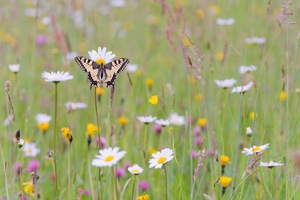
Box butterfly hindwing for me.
[75,56,101,88]
[104,58,130,87]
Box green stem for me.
[113,166,119,200]
[87,150,95,199]
[0,142,9,200]
[94,88,101,200]
[68,144,71,199]
[54,82,59,197]
[131,175,136,200]
[164,164,168,200]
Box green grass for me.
[1,0,300,199]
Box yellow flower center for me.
[252,146,261,152]
[219,176,232,187]
[105,155,114,162]
[132,169,139,173]
[27,149,32,153]
[96,58,106,65]
[38,122,50,132]
[158,157,166,164]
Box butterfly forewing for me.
[104,58,130,87]
[75,56,101,87]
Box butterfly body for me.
[75,56,130,89]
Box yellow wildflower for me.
[196,9,205,18]
[219,176,232,187]
[198,118,207,128]
[249,112,256,120]
[208,5,221,15]
[216,52,224,61]
[23,181,35,196]
[280,91,287,101]
[220,155,230,166]
[137,194,149,200]
[96,87,105,95]
[148,95,158,105]
[146,78,153,87]
[183,37,191,48]
[85,123,98,139]
[118,116,129,126]
[194,93,202,101]
[61,127,73,143]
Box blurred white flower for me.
[41,17,51,25]
[3,113,14,126]
[246,127,253,136]
[155,119,170,127]
[126,64,138,73]
[216,18,235,25]
[169,113,185,126]
[260,161,283,168]
[23,143,40,157]
[41,71,73,83]
[35,114,52,124]
[65,102,87,111]
[137,116,157,124]
[231,82,254,93]
[245,37,266,44]
[128,164,143,175]
[8,64,20,73]
[239,65,257,74]
[111,0,126,7]
[215,78,236,88]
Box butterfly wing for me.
[75,56,102,88]
[104,58,130,87]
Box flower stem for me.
[54,82,59,197]
[94,88,101,200]
[0,142,9,200]
[68,144,71,200]
[113,166,119,200]
[163,164,168,200]
[87,149,95,199]
[131,175,136,200]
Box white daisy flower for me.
[65,102,87,111]
[41,17,51,25]
[260,161,283,168]
[242,143,269,156]
[137,116,157,124]
[128,164,144,175]
[239,65,257,74]
[23,142,40,157]
[149,148,174,168]
[169,113,185,126]
[111,0,126,7]
[126,64,138,73]
[3,113,14,126]
[8,64,20,73]
[231,82,254,93]
[246,127,253,136]
[216,18,235,26]
[155,119,170,127]
[41,71,73,83]
[88,47,115,65]
[215,78,237,88]
[245,37,266,44]
[35,114,52,124]
[92,147,126,167]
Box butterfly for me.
[75,56,130,89]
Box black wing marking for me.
[104,58,130,87]
[74,56,102,88]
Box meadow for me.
[1,0,300,199]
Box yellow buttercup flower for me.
[220,155,230,166]
[118,116,129,126]
[85,123,98,139]
[61,127,73,143]
[183,37,191,48]
[280,91,287,101]
[249,112,256,120]
[137,194,149,200]
[198,118,207,128]
[148,95,158,105]
[23,181,35,196]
